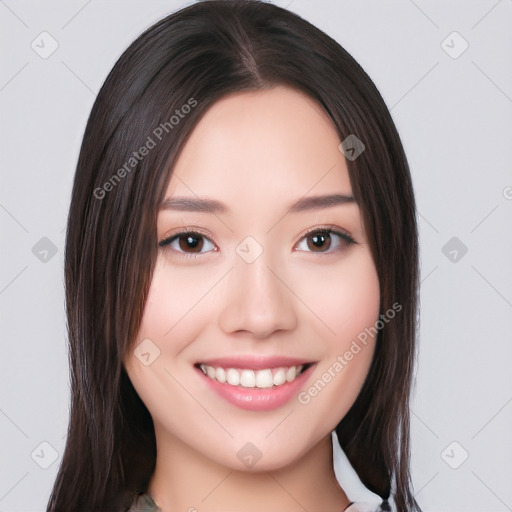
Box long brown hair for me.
[47,1,420,510]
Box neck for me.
[147,429,350,512]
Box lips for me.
[193,356,317,411]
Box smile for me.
[198,363,310,388]
[194,360,316,411]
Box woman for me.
[47,1,421,511]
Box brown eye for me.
[178,233,203,252]
[307,231,332,252]
[159,231,216,255]
[295,229,355,254]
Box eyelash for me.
[158,226,357,261]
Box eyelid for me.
[294,224,357,248]
[159,226,215,244]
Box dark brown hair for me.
[47,1,420,510]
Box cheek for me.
[123,259,209,400]
[124,256,231,413]
[135,258,220,350]
[123,261,215,438]
[293,249,380,420]
[293,249,380,342]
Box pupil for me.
[180,234,203,252]
[309,232,331,251]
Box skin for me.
[123,85,380,512]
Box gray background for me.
[1,0,511,510]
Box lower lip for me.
[195,364,316,411]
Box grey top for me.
[128,493,161,511]
[127,492,387,512]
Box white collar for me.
[331,430,384,507]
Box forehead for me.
[165,85,352,204]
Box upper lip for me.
[196,356,315,370]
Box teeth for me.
[226,368,240,386]
[215,367,226,383]
[199,364,305,388]
[240,370,256,387]
[286,366,296,383]
[273,368,286,386]
[255,369,273,388]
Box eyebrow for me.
[159,193,356,214]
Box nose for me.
[217,253,298,339]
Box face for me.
[124,85,380,471]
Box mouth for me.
[193,359,317,411]
[194,362,314,389]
